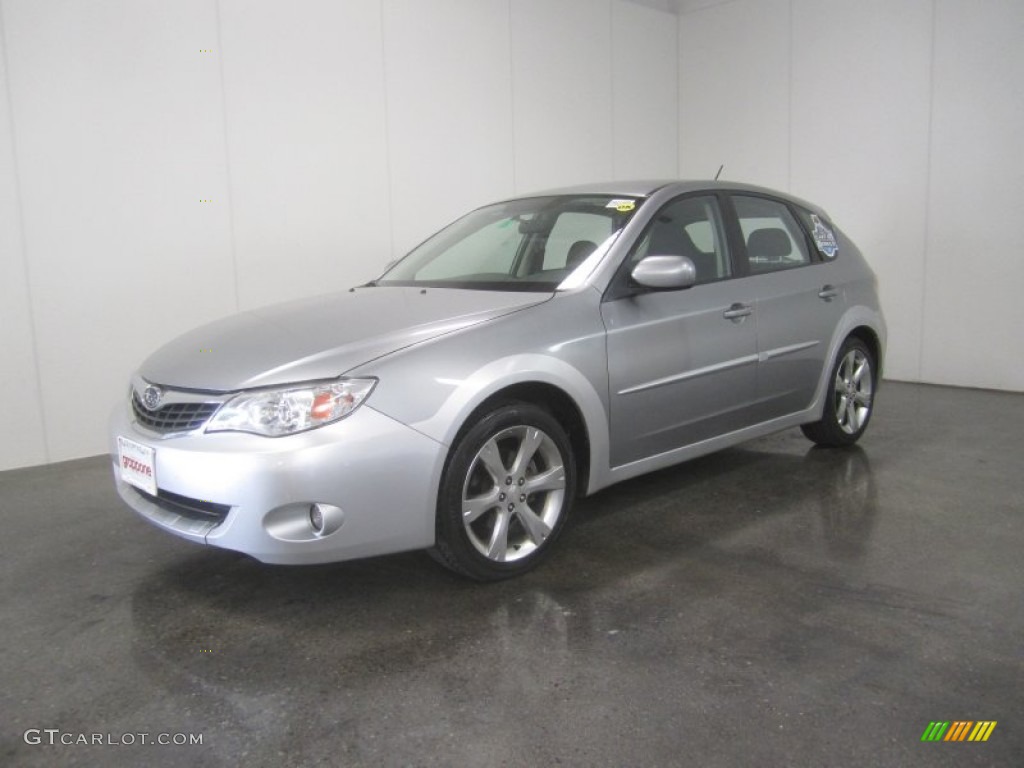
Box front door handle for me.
[818,285,839,301]
[723,303,753,321]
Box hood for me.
[139,286,550,391]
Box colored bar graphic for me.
[921,721,996,742]
[944,721,972,741]
[968,722,997,742]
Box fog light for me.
[309,504,325,534]
[265,502,344,541]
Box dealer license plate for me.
[117,436,157,496]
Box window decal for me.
[606,199,636,212]
[810,214,839,259]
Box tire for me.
[801,336,876,447]
[431,402,576,581]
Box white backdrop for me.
[0,0,677,469]
[1,0,1021,471]
[679,0,1024,391]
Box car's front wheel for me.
[801,336,876,447]
[432,402,575,581]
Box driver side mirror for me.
[630,255,696,291]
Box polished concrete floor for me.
[1,381,1021,767]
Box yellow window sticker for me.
[606,199,636,213]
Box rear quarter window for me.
[795,207,840,260]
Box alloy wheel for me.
[461,425,567,563]
[834,348,873,434]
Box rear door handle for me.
[723,303,753,321]
[818,285,839,301]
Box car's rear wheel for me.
[801,336,876,447]
[432,402,575,581]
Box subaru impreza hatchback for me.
[111,180,885,580]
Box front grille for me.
[133,486,232,524]
[132,392,220,433]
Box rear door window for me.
[732,195,811,274]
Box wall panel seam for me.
[380,0,396,260]
[673,3,679,175]
[214,0,240,311]
[786,0,792,192]
[605,0,614,179]
[918,0,937,382]
[508,0,517,194]
[0,0,50,462]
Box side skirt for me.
[597,406,818,491]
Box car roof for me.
[522,179,828,216]
[531,179,680,197]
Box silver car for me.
[111,180,885,580]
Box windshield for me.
[378,195,643,291]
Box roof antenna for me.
[714,164,724,181]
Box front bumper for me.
[109,402,446,564]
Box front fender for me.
[365,351,611,497]
[407,353,611,496]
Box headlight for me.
[206,379,376,437]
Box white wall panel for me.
[3,0,234,462]
[790,0,932,382]
[384,0,514,256]
[0,0,696,470]
[220,0,391,305]
[678,0,790,187]
[612,0,677,179]
[922,0,1024,390]
[0,11,47,469]
[511,0,614,192]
